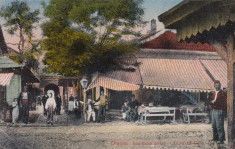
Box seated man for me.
[127,94,139,122]
[121,101,130,120]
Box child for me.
[137,104,146,125]
[121,101,130,120]
[12,98,19,124]
[86,99,96,123]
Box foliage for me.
[0,1,40,54]
[41,0,144,76]
[7,40,41,70]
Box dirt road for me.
[0,122,227,149]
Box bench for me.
[182,107,207,123]
[142,107,176,124]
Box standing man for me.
[210,80,227,144]
[19,86,32,124]
[97,88,107,123]
[56,94,62,115]
[42,93,49,116]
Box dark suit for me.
[42,95,48,116]
[210,90,227,142]
[56,96,61,115]
[19,91,32,124]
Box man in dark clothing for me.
[121,100,130,120]
[210,80,227,144]
[42,93,49,116]
[74,97,81,118]
[127,94,139,122]
[56,95,61,115]
[19,86,32,124]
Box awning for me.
[103,68,142,85]
[0,73,14,86]
[87,75,140,91]
[158,0,235,41]
[139,59,214,92]
[201,60,227,88]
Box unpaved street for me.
[0,122,227,149]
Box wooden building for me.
[159,0,235,147]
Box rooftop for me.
[140,30,215,52]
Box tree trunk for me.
[19,27,25,55]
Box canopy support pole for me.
[227,34,235,149]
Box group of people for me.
[11,86,62,125]
[121,80,227,144]
[85,88,107,123]
[66,88,108,123]
[121,94,150,124]
[10,80,227,145]
[121,94,139,122]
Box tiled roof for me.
[140,30,215,52]
[0,57,23,68]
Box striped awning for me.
[87,75,140,91]
[0,73,14,86]
[139,59,215,92]
[102,68,142,85]
[201,60,227,88]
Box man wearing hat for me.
[210,80,227,144]
[97,88,107,123]
[127,94,139,122]
[19,86,32,124]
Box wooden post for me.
[210,35,235,148]
[92,88,94,101]
[83,89,86,123]
[226,34,235,149]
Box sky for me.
[0,0,183,50]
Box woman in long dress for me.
[12,98,19,124]
[45,90,56,124]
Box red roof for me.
[140,30,215,52]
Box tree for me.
[0,1,40,54]
[41,0,144,76]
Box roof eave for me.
[158,0,212,28]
